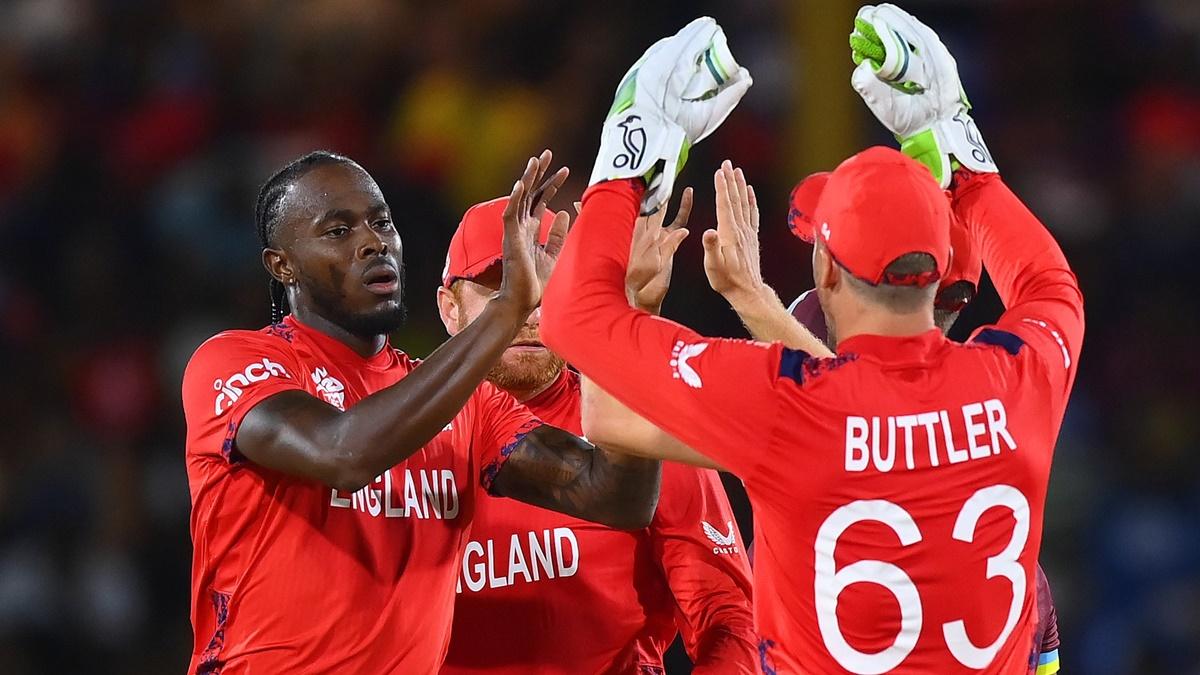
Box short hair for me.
[254,151,362,322]
[840,252,939,314]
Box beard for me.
[487,348,566,395]
[306,264,408,339]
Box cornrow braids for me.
[254,151,361,323]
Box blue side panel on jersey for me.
[777,348,813,385]
[973,328,1025,355]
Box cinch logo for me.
[311,367,346,411]
[702,520,740,555]
[213,358,290,415]
[670,340,708,388]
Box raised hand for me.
[703,161,766,308]
[625,187,693,314]
[849,3,996,186]
[499,150,570,315]
[590,17,752,215]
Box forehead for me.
[279,162,388,225]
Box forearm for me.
[727,286,833,356]
[493,425,661,529]
[580,375,722,469]
[244,296,529,491]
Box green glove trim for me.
[608,69,639,117]
[899,129,945,187]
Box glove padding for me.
[592,17,752,215]
[849,4,997,187]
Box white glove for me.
[849,4,996,187]
[591,17,753,215]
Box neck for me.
[832,306,935,348]
[291,306,387,359]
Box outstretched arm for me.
[580,188,727,469]
[235,152,570,492]
[704,162,834,356]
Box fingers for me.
[663,226,690,256]
[503,177,525,228]
[573,201,583,215]
[533,167,570,220]
[544,210,570,258]
[714,164,733,235]
[747,184,760,232]
[669,187,694,231]
[733,167,751,227]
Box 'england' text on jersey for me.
[844,398,1017,473]
[329,468,460,519]
[456,528,580,593]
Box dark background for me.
[1,1,1197,673]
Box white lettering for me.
[555,527,579,578]
[895,415,918,470]
[463,541,486,592]
[985,399,1017,453]
[421,471,441,519]
[942,411,968,464]
[486,539,508,588]
[846,416,870,472]
[962,403,991,459]
[874,416,896,472]
[404,471,423,518]
[917,412,941,467]
[384,470,404,517]
[507,534,532,584]
[441,470,460,519]
[330,488,351,508]
[529,529,554,581]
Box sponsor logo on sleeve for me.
[703,519,740,555]
[670,340,708,388]
[213,358,290,415]
[311,367,346,411]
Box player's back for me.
[752,327,1064,674]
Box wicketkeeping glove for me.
[591,17,753,215]
[849,4,997,187]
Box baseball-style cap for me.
[786,171,830,244]
[788,165,979,293]
[812,146,951,287]
[442,196,555,287]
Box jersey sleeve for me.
[472,382,544,495]
[541,180,791,481]
[182,332,305,463]
[953,171,1084,404]
[650,464,756,673]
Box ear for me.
[436,286,461,336]
[812,242,840,291]
[263,248,294,285]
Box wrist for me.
[724,283,775,316]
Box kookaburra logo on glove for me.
[614,115,647,170]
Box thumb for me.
[851,60,888,98]
[663,228,690,256]
[544,210,571,258]
[701,229,722,263]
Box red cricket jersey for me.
[181,316,540,674]
[540,175,1083,674]
[442,368,756,674]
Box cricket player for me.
[181,150,663,674]
[436,193,756,674]
[540,10,1083,674]
[785,172,1062,675]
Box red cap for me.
[812,146,951,287]
[442,196,555,287]
[787,164,977,296]
[787,172,831,244]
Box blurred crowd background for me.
[1,0,1198,673]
